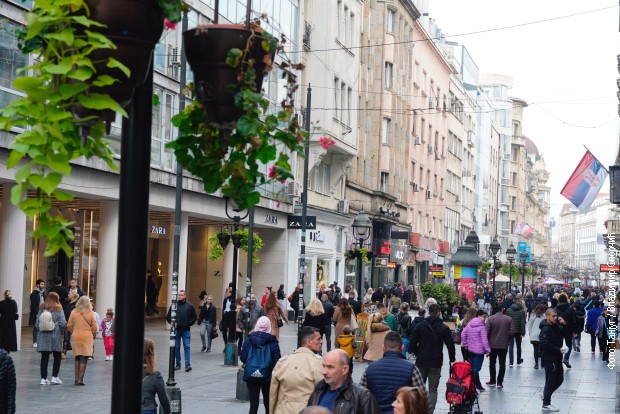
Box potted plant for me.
[0,0,181,256]
[167,17,307,210]
[208,228,264,264]
[345,248,372,265]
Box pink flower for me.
[268,165,276,179]
[318,136,335,149]
[164,19,177,30]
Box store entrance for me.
[146,237,170,315]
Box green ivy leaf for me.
[236,115,261,136]
[106,58,131,78]
[226,48,243,68]
[41,57,73,75]
[53,190,74,202]
[58,83,89,99]
[66,67,93,81]
[46,29,75,45]
[77,93,128,117]
[92,75,116,87]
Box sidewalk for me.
[13,320,619,413]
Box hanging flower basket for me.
[183,23,276,130]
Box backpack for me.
[243,341,272,383]
[397,314,411,337]
[446,361,475,406]
[453,322,463,345]
[38,309,56,332]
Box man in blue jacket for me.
[585,301,603,353]
[360,332,428,413]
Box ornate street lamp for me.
[351,211,372,298]
[464,230,481,254]
[520,249,528,294]
[489,237,501,295]
[506,243,517,294]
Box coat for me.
[527,315,545,342]
[0,349,15,414]
[408,316,456,368]
[240,331,281,383]
[67,310,98,357]
[302,312,326,336]
[0,299,18,353]
[486,312,514,349]
[461,317,491,355]
[265,305,288,339]
[29,289,45,325]
[269,347,323,414]
[35,309,66,352]
[539,319,564,363]
[364,320,390,361]
[505,302,526,336]
[333,306,353,338]
[307,376,381,414]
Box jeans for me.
[531,341,540,366]
[175,329,191,368]
[40,351,61,379]
[247,381,270,414]
[563,336,573,362]
[572,332,581,350]
[324,324,332,352]
[509,335,522,365]
[542,360,564,405]
[469,352,485,389]
[590,332,598,351]
[489,348,508,385]
[200,322,213,350]
[418,366,442,413]
[33,326,39,344]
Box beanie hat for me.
[255,316,272,334]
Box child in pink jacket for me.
[461,309,491,392]
[100,308,114,361]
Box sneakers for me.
[105,356,110,361]
[51,377,62,385]
[574,346,580,352]
[476,387,485,392]
[485,381,496,386]
[40,378,50,385]
[534,364,539,369]
[542,404,559,412]
[496,384,503,389]
[175,366,181,370]
[517,358,524,365]
[563,360,571,369]
[201,346,206,352]
[185,365,192,372]
[33,342,37,348]
[206,348,211,353]
[509,364,514,368]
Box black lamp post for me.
[506,243,517,294]
[489,237,501,295]
[464,230,480,254]
[519,249,528,294]
[224,198,249,299]
[351,211,372,298]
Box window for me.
[0,21,29,110]
[336,0,342,39]
[334,77,340,120]
[310,163,332,195]
[380,172,389,192]
[386,9,395,32]
[384,62,393,89]
[382,118,391,144]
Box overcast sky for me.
[428,0,620,223]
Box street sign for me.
[600,264,619,272]
[429,265,443,272]
[375,258,388,267]
[287,215,316,229]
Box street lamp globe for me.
[352,211,372,238]
[489,237,501,257]
[519,249,528,263]
[506,243,517,262]
[464,230,480,253]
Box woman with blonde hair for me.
[302,298,326,338]
[0,290,18,353]
[363,288,374,304]
[67,296,97,385]
[455,306,478,361]
[35,291,66,385]
[141,338,170,414]
[364,312,390,361]
[264,291,288,339]
[392,386,430,414]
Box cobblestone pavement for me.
[13,319,619,413]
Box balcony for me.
[409,232,448,253]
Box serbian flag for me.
[560,151,608,213]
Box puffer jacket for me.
[307,376,380,414]
[505,302,526,335]
[461,317,490,355]
[0,349,15,414]
[539,319,564,363]
[585,307,602,333]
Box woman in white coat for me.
[527,303,546,369]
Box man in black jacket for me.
[166,290,197,372]
[29,279,46,347]
[554,294,578,368]
[347,291,361,315]
[307,349,380,414]
[539,308,568,412]
[409,303,456,413]
[321,293,335,352]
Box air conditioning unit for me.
[337,199,349,214]
[415,135,422,145]
[412,183,420,192]
[425,190,432,199]
[286,181,299,198]
[427,145,434,155]
[467,137,474,147]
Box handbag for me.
[210,328,219,339]
[350,313,359,331]
[277,314,284,328]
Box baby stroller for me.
[446,361,482,414]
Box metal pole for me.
[111,61,153,414]
[357,237,363,299]
[521,261,525,294]
[231,219,240,300]
[166,10,188,390]
[246,207,254,299]
[214,0,219,23]
[297,85,311,347]
[492,255,496,295]
[508,260,513,294]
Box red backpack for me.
[445,361,475,406]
